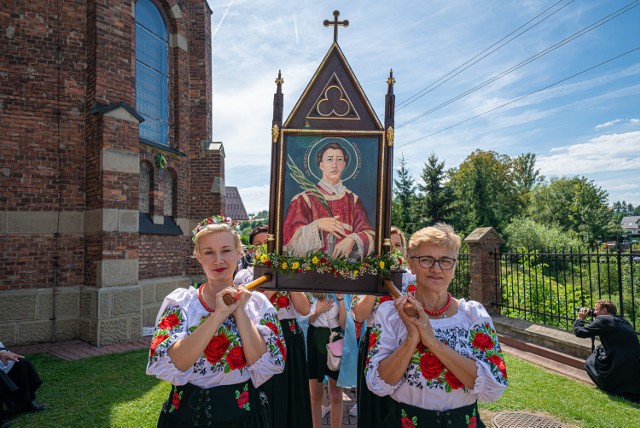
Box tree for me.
[392,155,417,233]
[513,153,544,209]
[413,152,454,228]
[528,176,620,244]
[447,149,520,235]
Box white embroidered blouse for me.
[146,286,285,389]
[366,299,508,411]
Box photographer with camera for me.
[574,299,640,402]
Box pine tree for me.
[392,155,417,233]
[415,153,455,228]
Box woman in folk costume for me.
[351,226,413,427]
[146,215,285,427]
[366,224,508,427]
[234,226,313,428]
[307,292,358,428]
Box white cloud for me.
[237,185,271,215]
[595,119,622,129]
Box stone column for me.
[464,227,504,312]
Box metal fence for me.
[450,252,470,300]
[493,246,639,335]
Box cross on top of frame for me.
[323,10,349,43]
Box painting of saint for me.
[282,136,378,259]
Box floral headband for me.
[192,214,239,241]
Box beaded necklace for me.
[424,292,452,318]
[198,284,215,313]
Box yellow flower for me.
[353,270,359,276]
[292,262,300,270]
[312,256,319,264]
[260,254,268,263]
[281,262,288,270]
[306,265,312,271]
[379,261,385,269]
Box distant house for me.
[620,216,640,236]
[225,187,249,221]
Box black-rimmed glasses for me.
[410,256,456,270]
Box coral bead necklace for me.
[424,292,452,318]
[198,284,215,313]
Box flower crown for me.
[192,214,239,241]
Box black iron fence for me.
[450,252,470,300]
[493,246,639,335]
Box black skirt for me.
[260,318,312,428]
[0,357,42,412]
[157,380,270,428]
[357,327,391,428]
[386,400,485,428]
[307,324,340,381]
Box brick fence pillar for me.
[464,227,504,313]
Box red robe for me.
[283,182,375,257]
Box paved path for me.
[11,335,591,427]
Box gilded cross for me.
[323,10,349,43]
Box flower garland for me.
[253,246,407,280]
[154,153,168,170]
[192,214,240,241]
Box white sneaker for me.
[322,405,330,418]
[349,403,358,417]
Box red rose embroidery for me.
[407,284,417,293]
[204,334,230,364]
[467,415,477,428]
[265,322,279,336]
[472,332,494,352]
[171,392,181,410]
[158,313,180,330]
[150,334,169,357]
[401,416,416,427]
[276,295,290,309]
[488,354,508,379]
[417,342,428,354]
[226,345,247,370]
[276,339,287,361]
[368,332,378,350]
[445,370,465,390]
[379,296,393,304]
[237,390,249,408]
[419,352,445,380]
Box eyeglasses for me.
[410,256,456,270]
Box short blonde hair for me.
[391,226,408,257]
[408,223,462,257]
[193,223,242,257]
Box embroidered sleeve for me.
[246,300,286,387]
[146,303,191,385]
[365,303,405,397]
[467,319,508,401]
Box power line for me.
[397,46,640,149]
[397,0,640,129]
[396,0,575,111]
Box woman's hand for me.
[315,299,334,315]
[231,286,252,314]
[0,350,23,365]
[406,295,438,348]
[395,296,420,347]
[216,287,242,317]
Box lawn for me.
[5,350,639,427]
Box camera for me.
[578,307,594,316]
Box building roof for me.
[620,216,640,229]
[225,186,248,221]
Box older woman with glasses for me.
[366,223,507,427]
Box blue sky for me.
[208,0,640,214]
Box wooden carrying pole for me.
[383,279,418,318]
[223,274,272,305]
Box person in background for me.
[574,299,640,402]
[367,223,508,427]
[0,342,46,428]
[146,215,285,427]
[308,293,346,428]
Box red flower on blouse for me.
[276,338,287,362]
[401,416,416,427]
[419,352,445,380]
[467,415,477,428]
[407,284,417,293]
[204,334,230,364]
[368,332,378,350]
[237,390,249,408]
[171,392,181,410]
[472,332,494,352]
[226,345,247,370]
[445,370,465,390]
[487,354,507,379]
[265,322,279,336]
[276,295,290,309]
[150,334,169,357]
[158,313,180,330]
[379,296,393,304]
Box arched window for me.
[136,0,169,145]
[139,161,153,214]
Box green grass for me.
[5,350,639,427]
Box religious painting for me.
[279,133,382,260]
